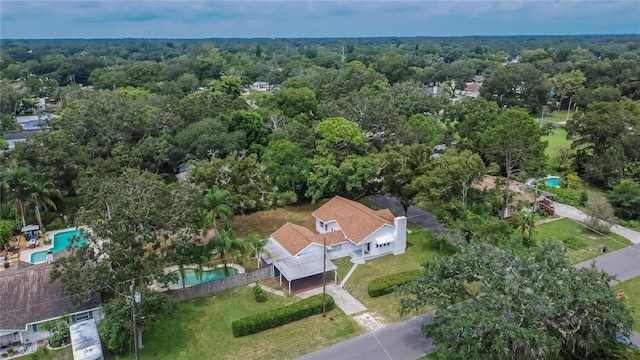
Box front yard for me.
[532,218,632,264]
[336,225,455,323]
[117,286,362,360]
[13,346,72,360]
[614,276,640,332]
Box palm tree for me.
[167,234,199,289]
[248,233,271,270]
[0,167,37,228]
[28,180,63,229]
[207,229,245,276]
[202,186,233,236]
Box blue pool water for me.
[30,229,88,263]
[170,268,238,286]
[545,177,561,188]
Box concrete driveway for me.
[367,195,444,234]
[553,203,640,244]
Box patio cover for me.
[274,252,337,282]
[21,225,40,232]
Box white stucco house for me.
[0,264,102,357]
[263,196,407,292]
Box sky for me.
[1,0,639,39]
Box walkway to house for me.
[297,281,367,315]
[553,203,640,244]
[367,195,445,234]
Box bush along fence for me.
[168,266,273,302]
[232,294,335,337]
[368,270,420,297]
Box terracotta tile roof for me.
[271,223,348,256]
[473,176,546,206]
[312,196,394,244]
[271,223,320,256]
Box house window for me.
[72,312,91,323]
[327,244,342,252]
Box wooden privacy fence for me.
[168,266,273,302]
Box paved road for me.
[554,203,640,244]
[368,195,445,234]
[298,311,437,360]
[575,244,640,285]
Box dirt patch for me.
[232,200,327,239]
[353,312,387,332]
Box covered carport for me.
[273,252,338,294]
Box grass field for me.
[532,218,632,264]
[614,276,640,332]
[13,346,73,360]
[542,128,573,158]
[534,110,572,123]
[117,286,361,360]
[336,224,455,323]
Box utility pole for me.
[528,185,539,248]
[322,234,327,318]
[130,280,140,360]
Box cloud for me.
[1,0,638,38]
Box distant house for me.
[4,130,41,150]
[473,175,552,218]
[0,265,102,353]
[15,114,58,130]
[250,81,270,91]
[464,82,482,97]
[264,196,407,292]
[174,162,196,182]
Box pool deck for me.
[19,227,87,264]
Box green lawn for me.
[533,218,631,264]
[13,346,73,360]
[534,110,571,123]
[542,128,572,158]
[336,225,455,323]
[614,276,640,332]
[116,286,362,360]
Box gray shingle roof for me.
[0,265,101,330]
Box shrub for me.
[584,197,615,234]
[368,270,419,298]
[252,281,267,303]
[231,294,335,337]
[541,185,583,207]
[562,236,586,250]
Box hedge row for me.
[232,294,335,337]
[368,270,419,297]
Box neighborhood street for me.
[297,311,437,360]
[297,196,640,360]
[367,195,444,234]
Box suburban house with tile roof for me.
[263,196,407,292]
[0,264,101,354]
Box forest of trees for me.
[1,35,639,359]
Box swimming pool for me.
[170,268,238,286]
[30,229,88,263]
[545,176,561,188]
